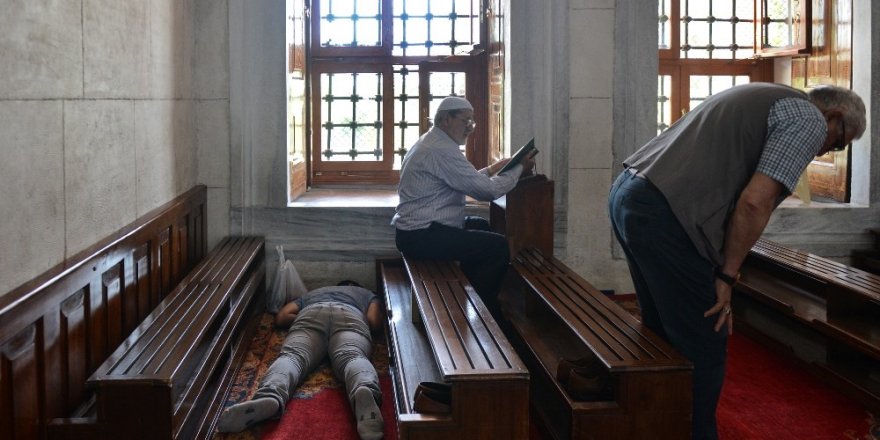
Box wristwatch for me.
[714,268,740,286]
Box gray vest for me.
[624,83,808,266]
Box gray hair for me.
[808,85,867,140]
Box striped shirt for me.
[756,97,827,193]
[392,127,522,231]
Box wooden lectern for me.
[490,174,554,258]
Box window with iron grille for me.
[658,0,772,134]
[658,0,852,203]
[308,0,490,185]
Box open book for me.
[498,138,538,174]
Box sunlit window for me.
[308,0,486,185]
[658,0,770,133]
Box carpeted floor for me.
[214,299,879,440]
[613,294,878,440]
[212,313,396,440]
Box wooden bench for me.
[0,186,267,440]
[733,238,880,413]
[378,257,530,440]
[50,236,265,440]
[0,185,207,440]
[492,176,693,439]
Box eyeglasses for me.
[831,118,848,152]
[454,116,476,128]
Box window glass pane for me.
[681,0,755,59]
[320,72,384,161]
[319,0,382,48]
[428,73,468,114]
[762,0,803,50]
[658,75,673,133]
[429,72,468,154]
[393,65,420,170]
[689,75,750,110]
[659,0,671,50]
[393,0,479,56]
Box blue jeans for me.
[254,303,380,414]
[608,170,727,440]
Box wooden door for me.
[795,0,852,202]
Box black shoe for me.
[412,382,452,414]
[556,356,611,401]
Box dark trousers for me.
[608,170,728,440]
[395,216,510,316]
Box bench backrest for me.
[751,239,880,303]
[403,258,528,382]
[0,186,207,440]
[88,236,265,439]
[513,248,691,373]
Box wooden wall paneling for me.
[87,278,106,375]
[1,324,40,440]
[804,0,852,201]
[134,243,152,327]
[158,227,172,302]
[122,253,138,336]
[175,217,188,286]
[0,185,207,440]
[102,263,124,351]
[41,309,63,426]
[59,291,88,414]
[807,0,832,85]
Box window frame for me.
[659,1,775,127]
[305,0,492,186]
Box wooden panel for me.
[735,238,880,413]
[176,216,188,281]
[1,325,41,440]
[84,236,265,440]
[379,260,443,415]
[0,185,208,440]
[404,258,528,380]
[134,243,152,323]
[380,258,530,440]
[504,249,692,440]
[513,248,689,372]
[801,0,852,201]
[102,264,124,351]
[60,291,89,414]
[491,176,554,258]
[157,227,172,301]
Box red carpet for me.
[612,294,877,440]
[259,375,397,440]
[217,309,878,440]
[718,333,876,439]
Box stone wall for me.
[0,0,230,295]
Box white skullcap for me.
[436,96,473,113]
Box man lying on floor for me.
[217,281,385,440]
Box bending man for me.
[608,83,866,440]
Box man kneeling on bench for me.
[217,281,385,440]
